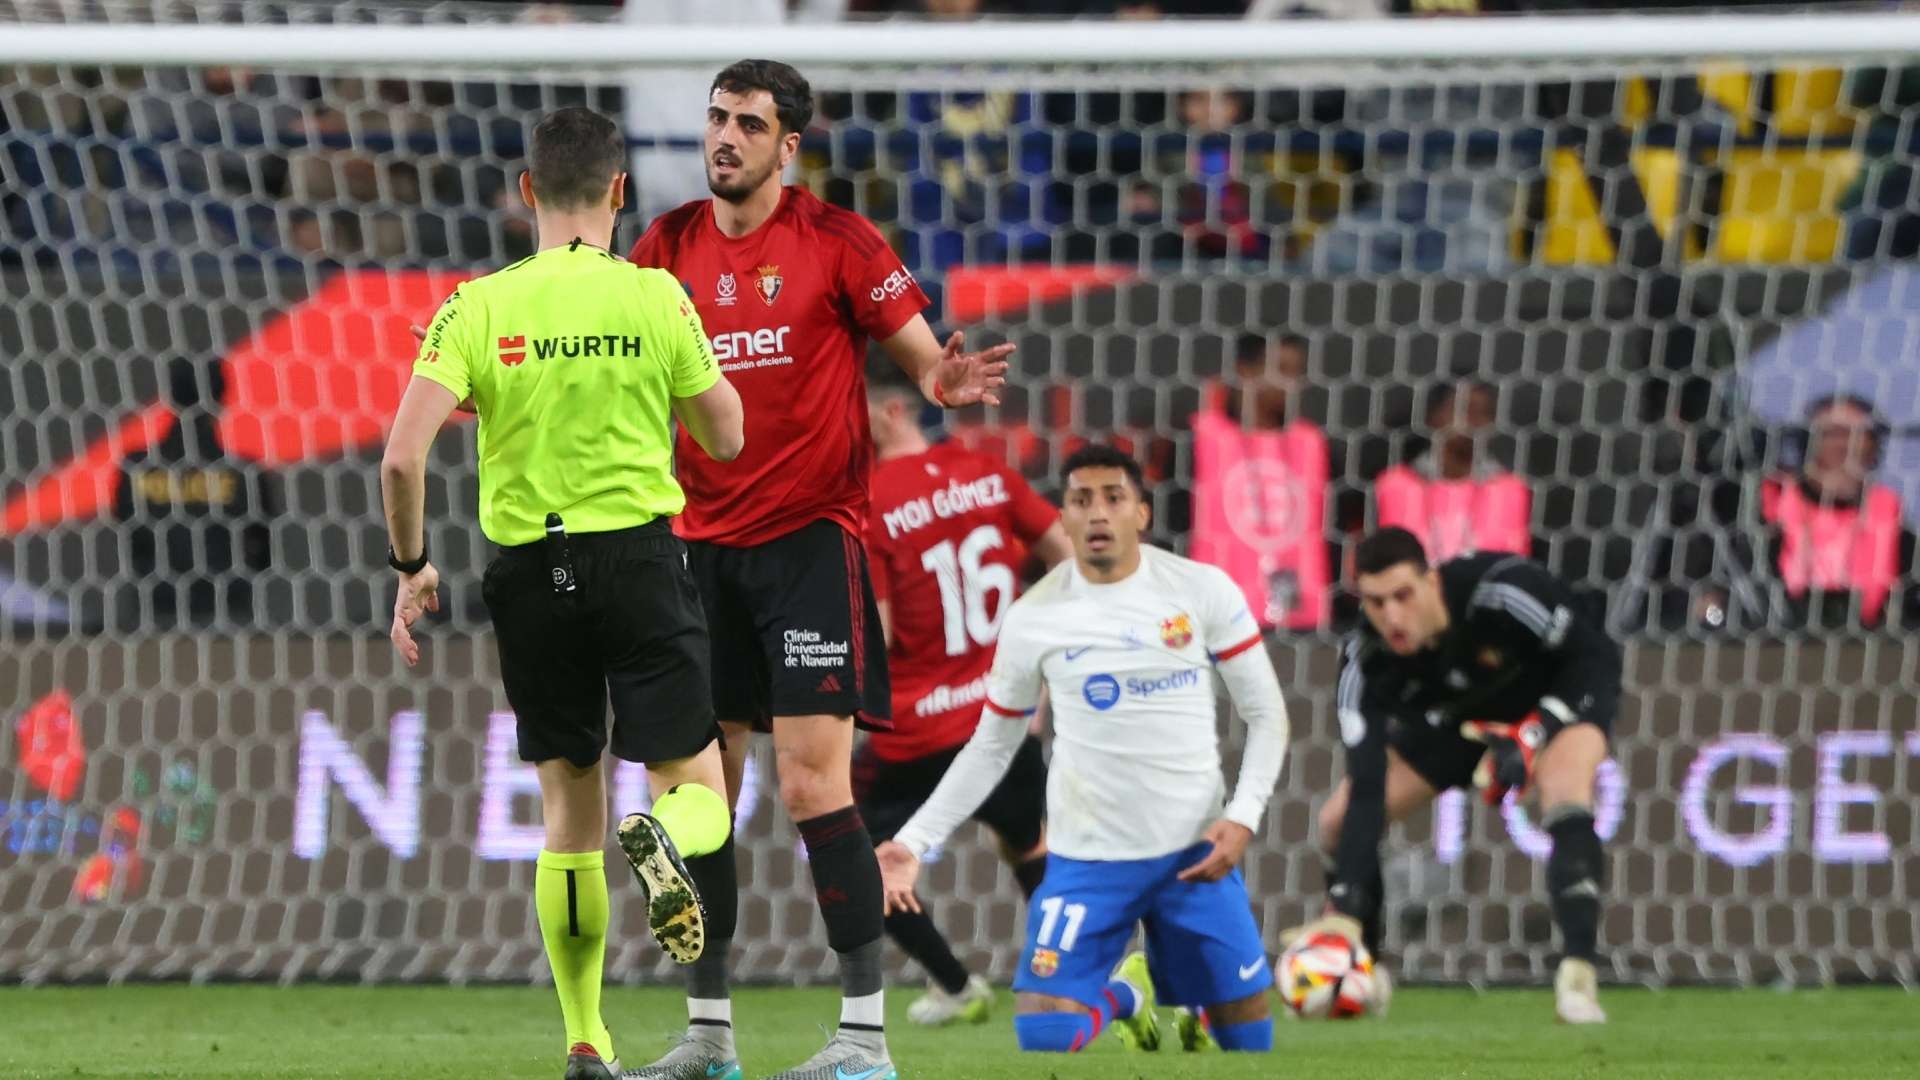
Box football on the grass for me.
[1276,931,1375,1019]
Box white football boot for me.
[1554,957,1608,1025]
[906,974,992,1027]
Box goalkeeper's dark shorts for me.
[482,516,719,769]
[853,734,1047,856]
[1390,679,1619,794]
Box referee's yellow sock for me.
[535,849,615,1062]
[651,783,732,859]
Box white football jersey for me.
[986,545,1266,860]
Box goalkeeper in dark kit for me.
[1307,526,1619,1024]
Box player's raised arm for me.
[880,317,1012,410]
[1180,569,1290,883]
[816,200,1007,410]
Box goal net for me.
[3,1,1917,989]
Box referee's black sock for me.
[797,806,887,1030]
[1545,805,1604,963]
[683,831,736,1009]
[884,908,971,995]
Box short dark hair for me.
[1425,378,1494,423]
[1806,392,1880,424]
[865,362,919,406]
[1061,443,1146,496]
[1804,392,1888,465]
[712,59,814,136]
[1355,527,1429,577]
[528,107,624,211]
[1235,332,1308,366]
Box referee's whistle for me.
[545,512,578,596]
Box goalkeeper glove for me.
[1280,911,1366,951]
[1461,711,1547,805]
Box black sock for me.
[684,831,737,1002]
[1321,856,1384,955]
[1013,855,1047,898]
[1362,863,1385,955]
[797,806,886,981]
[885,908,970,994]
[1545,807,1604,962]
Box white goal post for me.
[5,13,1920,67]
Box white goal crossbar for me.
[4,13,1920,69]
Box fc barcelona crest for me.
[755,263,783,306]
[1160,613,1194,649]
[1030,947,1059,978]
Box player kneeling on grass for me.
[876,445,1291,1054]
[1310,527,1617,1025]
[382,106,741,1079]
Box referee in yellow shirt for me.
[380,107,742,1080]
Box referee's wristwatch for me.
[387,541,430,574]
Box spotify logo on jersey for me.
[1083,674,1121,711]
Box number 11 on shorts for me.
[1035,896,1087,952]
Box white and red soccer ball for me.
[1276,931,1379,1019]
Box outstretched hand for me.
[875,840,924,915]
[929,331,1012,408]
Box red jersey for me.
[865,441,1059,761]
[630,188,930,546]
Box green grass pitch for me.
[3,984,1913,1078]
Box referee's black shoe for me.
[616,811,707,964]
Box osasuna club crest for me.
[755,263,782,306]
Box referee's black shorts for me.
[482,517,718,769]
[687,518,890,731]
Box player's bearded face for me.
[1358,563,1445,655]
[705,91,792,203]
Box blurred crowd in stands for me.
[4,0,1919,639]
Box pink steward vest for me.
[1190,408,1331,629]
[1374,465,1531,563]
[1762,478,1903,625]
